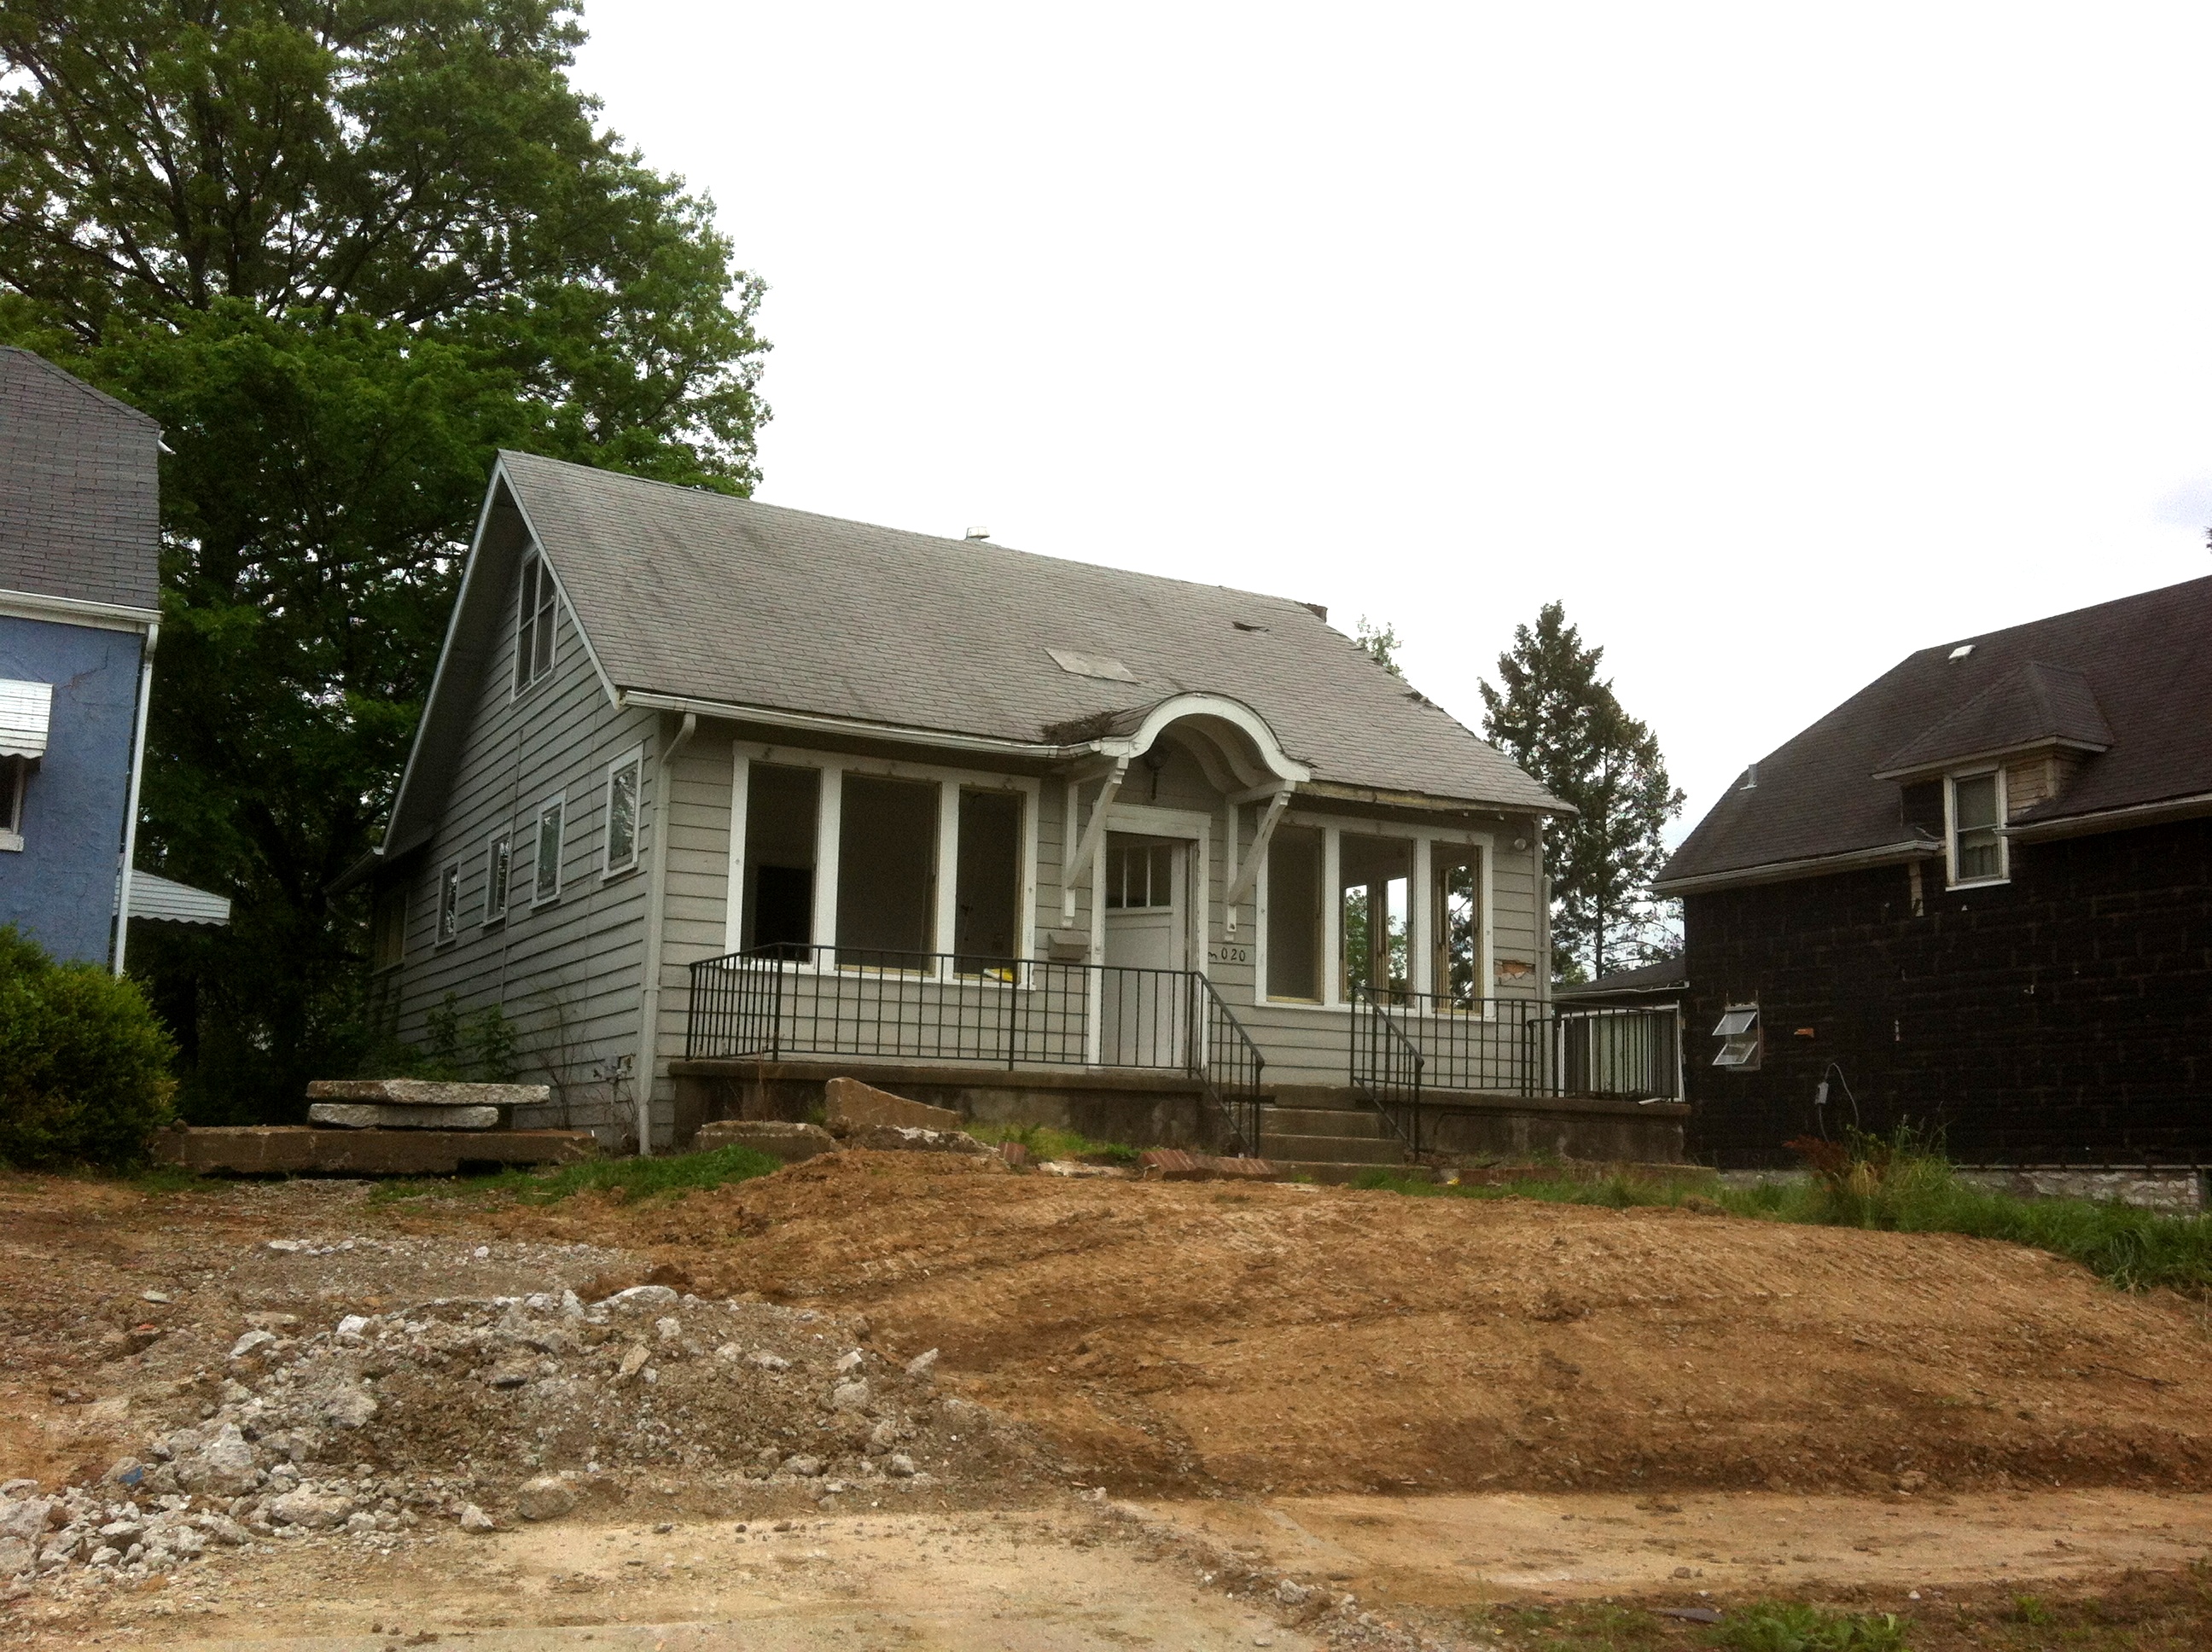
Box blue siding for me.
[0,614,143,964]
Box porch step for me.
[1272,1160,1439,1186]
[1262,1104,1394,1139]
[1258,1131,1406,1166]
[1252,1087,1412,1172]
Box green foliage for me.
[1353,1130,2212,1298]
[0,0,770,1124]
[0,926,178,1168]
[1478,601,1685,982]
[1707,1603,1910,1652]
[374,1142,778,1204]
[355,992,517,1081]
[963,1120,1139,1163]
[1353,616,1404,677]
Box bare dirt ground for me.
[6,1155,2212,1649]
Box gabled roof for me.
[1660,574,2212,890]
[488,450,1558,810]
[0,348,161,614]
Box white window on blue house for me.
[604,748,642,875]
[485,829,512,923]
[533,795,565,904]
[0,678,54,853]
[437,860,461,944]
[514,553,559,695]
[0,757,24,852]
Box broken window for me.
[836,774,938,960]
[437,860,460,944]
[1104,841,1176,910]
[954,789,1022,969]
[533,795,564,904]
[485,830,511,923]
[1712,1004,1761,1069]
[604,750,641,874]
[1340,834,1411,1003]
[1948,770,2005,885]
[742,764,818,957]
[514,553,558,693]
[1265,825,1321,1001]
[1432,845,1481,1005]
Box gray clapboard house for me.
[346,453,1684,1166]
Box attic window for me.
[1947,770,2007,887]
[1712,1004,1761,1069]
[515,553,559,693]
[1947,643,1974,661]
[1046,648,1137,683]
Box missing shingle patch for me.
[1046,648,1138,683]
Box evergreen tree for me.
[1479,602,1684,983]
[0,0,768,1119]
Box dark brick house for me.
[1657,577,2212,1168]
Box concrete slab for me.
[305,1079,552,1107]
[693,1119,837,1163]
[307,1102,499,1131]
[150,1125,596,1176]
[824,1075,963,1135]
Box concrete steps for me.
[1254,1087,1412,1174]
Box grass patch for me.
[1354,1130,2212,1298]
[122,1162,211,1195]
[963,1120,1138,1163]
[370,1143,782,1207]
[1708,1602,1910,1651]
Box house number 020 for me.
[1208,944,1253,965]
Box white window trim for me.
[723,741,1041,975]
[509,550,563,701]
[532,793,567,906]
[435,858,462,945]
[0,756,23,852]
[1254,813,1496,1012]
[602,743,645,879]
[1944,765,2010,889]
[483,829,512,926]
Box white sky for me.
[574,3,2212,841]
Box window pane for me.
[607,759,638,868]
[515,561,538,691]
[1266,825,1320,999]
[1105,842,1129,910]
[1432,846,1480,1004]
[836,774,937,957]
[439,864,458,941]
[532,572,556,678]
[535,801,562,900]
[1957,829,2002,881]
[1340,834,1411,1001]
[1953,773,1998,830]
[487,835,509,917]
[743,765,818,955]
[954,789,1022,968]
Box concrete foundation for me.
[306,1103,500,1131]
[150,1125,597,1176]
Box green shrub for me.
[1708,1602,1910,1651]
[0,926,177,1168]
[356,992,517,1082]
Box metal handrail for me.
[1348,980,1425,1155]
[1190,972,1266,1156]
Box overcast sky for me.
[573,3,2212,841]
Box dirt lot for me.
[6,1154,2212,1649]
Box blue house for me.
[0,348,227,968]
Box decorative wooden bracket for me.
[1061,758,1129,922]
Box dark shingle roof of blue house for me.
[0,348,160,613]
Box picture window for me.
[1264,825,1322,1001]
[954,789,1022,970]
[835,773,938,958]
[741,764,819,957]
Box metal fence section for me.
[684,945,1266,1154]
[1348,981,1425,1152]
[1347,989,1679,1120]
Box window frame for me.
[1944,765,2009,889]
[435,858,462,945]
[602,744,644,879]
[0,756,23,852]
[1711,1003,1762,1069]
[484,829,512,926]
[532,793,566,906]
[512,551,562,699]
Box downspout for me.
[634,712,697,1155]
[113,620,158,977]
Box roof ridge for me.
[1912,573,2212,660]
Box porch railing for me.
[1348,988,1680,1150]
[684,945,1264,1155]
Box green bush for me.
[356,992,517,1082]
[0,926,177,1168]
[1708,1602,1910,1651]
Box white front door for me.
[1101,834,1186,1065]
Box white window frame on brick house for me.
[484,829,512,925]
[436,858,461,945]
[0,756,24,852]
[603,744,644,878]
[722,740,1040,980]
[512,550,561,697]
[1944,766,2008,888]
[532,794,566,905]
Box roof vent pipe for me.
[965,526,990,540]
[1741,763,1758,791]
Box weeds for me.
[1354,1129,2212,1298]
[1708,1602,1910,1651]
[963,1120,1138,1163]
[370,1143,780,1206]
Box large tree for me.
[1479,602,1684,983]
[0,0,768,1119]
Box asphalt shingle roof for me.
[0,349,160,611]
[498,450,1560,811]
[1661,575,2212,886]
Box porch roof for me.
[494,451,1562,813]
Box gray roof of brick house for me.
[0,348,160,612]
[1660,574,2212,888]
[492,449,1563,811]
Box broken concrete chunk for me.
[307,1102,500,1131]
[905,1348,940,1379]
[266,1488,354,1530]
[782,1455,824,1478]
[515,1476,577,1521]
[830,1379,870,1412]
[598,1284,679,1312]
[457,1503,497,1534]
[746,1349,790,1372]
[823,1077,963,1136]
[173,1425,259,1498]
[691,1120,837,1163]
[845,1124,991,1155]
[306,1079,551,1108]
[617,1345,650,1380]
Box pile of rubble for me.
[3,1278,1043,1594]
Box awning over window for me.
[115,870,232,926]
[0,679,53,759]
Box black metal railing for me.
[1348,981,1425,1152]
[1348,988,1679,1115]
[684,945,1266,1154]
